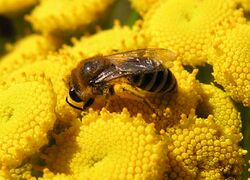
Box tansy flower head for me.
[6,163,32,180]
[0,170,6,180]
[40,169,75,180]
[197,84,242,136]
[208,24,250,106]
[0,0,38,15]
[234,0,250,12]
[0,73,56,168]
[129,0,159,16]
[143,0,245,66]
[26,0,115,34]
[164,110,246,179]
[0,34,61,80]
[64,22,146,61]
[0,0,249,178]
[3,53,79,121]
[42,109,168,179]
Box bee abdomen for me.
[130,70,176,93]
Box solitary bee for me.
[66,49,177,111]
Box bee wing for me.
[92,49,176,84]
[109,48,176,64]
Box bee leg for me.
[141,98,161,120]
[101,84,114,97]
[113,84,160,118]
[98,85,115,108]
[143,98,157,111]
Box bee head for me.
[67,74,95,110]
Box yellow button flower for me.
[129,0,159,15]
[0,34,61,80]
[3,53,79,121]
[42,109,168,179]
[7,163,32,180]
[143,0,245,66]
[198,84,242,136]
[26,0,115,34]
[41,169,74,180]
[208,24,250,106]
[0,0,249,178]
[0,0,38,15]
[234,0,250,12]
[0,74,56,168]
[164,110,246,179]
[64,22,146,61]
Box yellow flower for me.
[3,53,79,121]
[0,0,38,15]
[234,0,250,12]
[0,73,56,168]
[129,0,159,15]
[208,24,250,106]
[198,84,242,136]
[41,169,74,180]
[4,163,32,180]
[0,0,249,178]
[0,34,61,80]
[164,110,246,179]
[42,109,168,179]
[64,22,146,60]
[26,0,115,34]
[161,84,246,179]
[143,0,245,66]
[198,169,235,180]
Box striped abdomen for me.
[130,69,176,93]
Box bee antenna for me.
[66,97,84,111]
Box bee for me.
[66,48,177,111]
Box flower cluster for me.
[164,110,245,179]
[26,0,115,34]
[0,74,56,168]
[0,0,38,15]
[129,0,159,15]
[0,0,249,179]
[208,24,250,106]
[42,109,168,179]
[142,0,246,66]
[0,34,61,79]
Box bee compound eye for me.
[84,60,103,76]
[84,62,96,72]
[69,88,82,102]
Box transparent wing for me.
[92,49,176,84]
[107,48,176,65]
